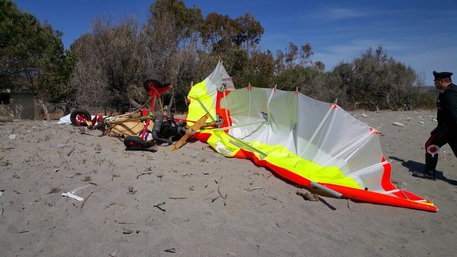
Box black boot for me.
[412,170,436,180]
[425,153,438,172]
[412,153,438,180]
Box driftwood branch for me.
[296,190,319,201]
[67,146,76,156]
[136,172,153,179]
[169,196,187,199]
[153,202,166,212]
[215,176,227,206]
[80,190,94,209]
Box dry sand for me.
[1,110,456,257]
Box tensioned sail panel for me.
[185,64,437,212]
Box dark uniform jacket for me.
[437,83,457,132]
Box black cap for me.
[433,71,453,80]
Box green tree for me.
[232,13,264,53]
[275,42,314,73]
[0,0,72,119]
[271,42,320,92]
[353,46,417,110]
[200,12,232,54]
[242,49,275,87]
[331,46,421,110]
[201,12,264,56]
[326,62,353,108]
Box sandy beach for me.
[1,109,456,257]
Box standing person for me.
[413,71,457,180]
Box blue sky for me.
[14,0,457,85]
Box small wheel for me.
[143,77,164,92]
[124,136,156,151]
[70,108,91,126]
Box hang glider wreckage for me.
[175,61,437,212]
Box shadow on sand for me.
[389,156,457,185]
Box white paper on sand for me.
[55,114,72,125]
[62,184,93,201]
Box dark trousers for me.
[424,127,457,172]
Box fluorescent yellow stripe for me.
[203,129,361,189]
[187,81,210,124]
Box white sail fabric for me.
[220,87,386,192]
